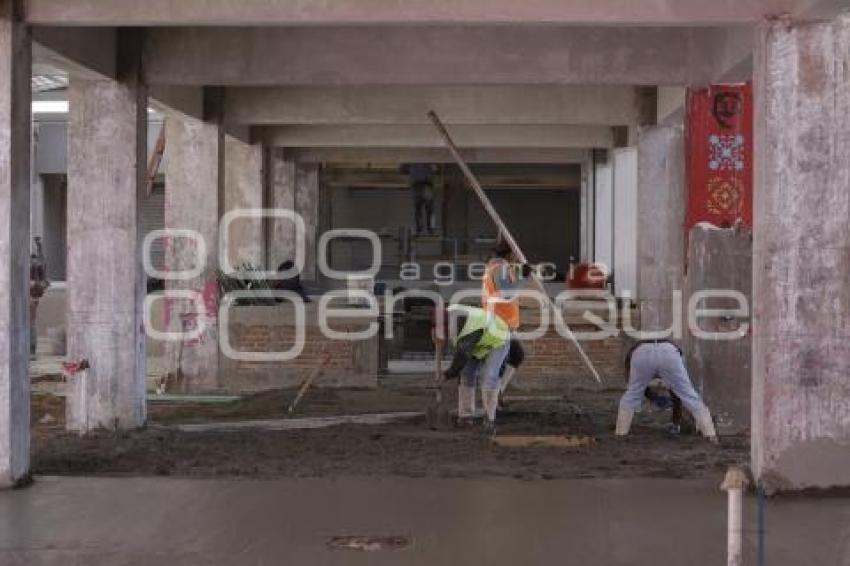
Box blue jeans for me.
[620,342,707,414]
[463,342,510,391]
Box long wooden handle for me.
[427,110,602,384]
[288,351,332,413]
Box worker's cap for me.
[492,239,513,258]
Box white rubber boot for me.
[482,389,499,421]
[694,405,719,443]
[481,388,499,436]
[615,405,635,437]
[457,385,476,420]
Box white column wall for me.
[612,147,638,297]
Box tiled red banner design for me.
[686,84,753,230]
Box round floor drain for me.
[327,535,411,552]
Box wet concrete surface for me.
[1,476,848,566]
[30,388,749,480]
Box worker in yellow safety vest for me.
[443,305,510,435]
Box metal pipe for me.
[721,466,750,566]
[427,110,602,384]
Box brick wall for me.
[220,305,379,392]
[511,308,641,390]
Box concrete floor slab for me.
[0,476,848,565]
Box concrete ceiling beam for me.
[24,0,818,26]
[32,27,117,80]
[287,147,590,165]
[257,125,613,149]
[143,26,727,86]
[223,85,652,126]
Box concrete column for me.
[0,0,31,486]
[578,153,594,263]
[65,35,147,431]
[296,162,320,281]
[223,134,263,269]
[265,153,319,279]
[752,14,850,491]
[612,147,638,297]
[684,225,752,434]
[636,126,685,333]
[163,108,223,392]
[266,148,297,270]
[593,149,614,270]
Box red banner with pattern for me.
[686,84,753,229]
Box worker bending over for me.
[626,342,684,435]
[617,339,718,443]
[443,305,510,434]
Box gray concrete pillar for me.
[0,0,31,486]
[163,108,223,392]
[296,162,320,281]
[266,148,297,270]
[223,134,263,269]
[752,14,850,491]
[636,126,685,334]
[65,36,147,431]
[683,225,752,433]
[267,155,319,281]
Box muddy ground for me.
[31,382,748,480]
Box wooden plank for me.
[492,435,595,449]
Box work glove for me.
[651,395,673,410]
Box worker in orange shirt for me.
[481,240,531,406]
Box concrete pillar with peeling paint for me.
[296,162,320,281]
[266,148,297,272]
[65,33,147,431]
[0,0,31,485]
[752,14,850,491]
[162,106,224,393]
[636,126,686,335]
[223,134,263,270]
[267,155,319,281]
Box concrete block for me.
[684,224,752,434]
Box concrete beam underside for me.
[143,26,733,86]
[224,85,650,126]
[285,147,590,165]
[24,0,817,26]
[257,125,615,149]
[0,0,31,487]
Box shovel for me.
[425,338,453,430]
